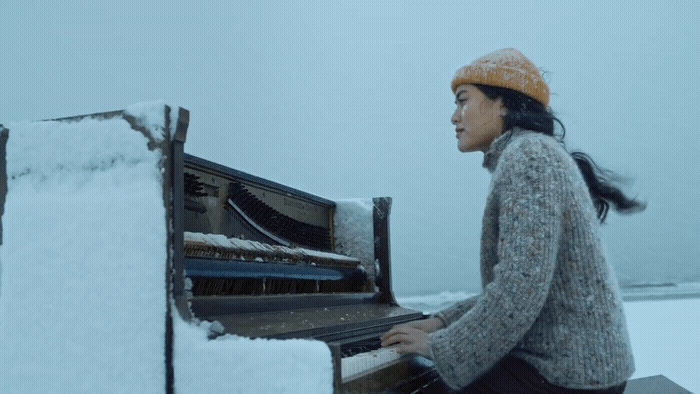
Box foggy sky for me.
[1,1,698,296]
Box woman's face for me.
[451,84,505,153]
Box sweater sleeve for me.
[434,294,480,327]
[428,138,565,389]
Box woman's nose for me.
[451,110,459,125]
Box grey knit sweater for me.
[429,128,635,390]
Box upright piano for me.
[168,137,446,391]
[37,106,445,392]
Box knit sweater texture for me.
[429,128,635,390]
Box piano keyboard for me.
[341,346,405,382]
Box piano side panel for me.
[0,126,7,247]
[373,197,396,305]
[1,107,173,393]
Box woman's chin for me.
[457,143,474,153]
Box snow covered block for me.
[173,318,333,393]
[0,102,178,393]
[334,199,377,282]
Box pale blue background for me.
[1,1,698,296]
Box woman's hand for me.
[379,318,444,359]
[399,317,446,334]
[380,326,431,358]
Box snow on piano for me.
[177,151,447,392]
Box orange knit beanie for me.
[451,48,550,107]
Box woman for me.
[381,48,645,393]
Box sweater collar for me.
[482,127,529,172]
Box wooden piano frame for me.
[160,109,440,392]
[20,105,435,392]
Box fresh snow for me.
[0,104,333,393]
[0,114,168,392]
[173,318,332,393]
[624,298,700,393]
[334,199,377,280]
[398,294,700,393]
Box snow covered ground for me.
[625,297,699,392]
[398,292,700,393]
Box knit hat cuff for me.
[451,48,550,107]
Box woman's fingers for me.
[380,330,405,347]
[380,327,420,347]
[379,327,432,358]
[380,318,445,342]
[380,324,408,343]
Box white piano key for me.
[341,346,405,382]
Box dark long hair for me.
[474,84,646,223]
